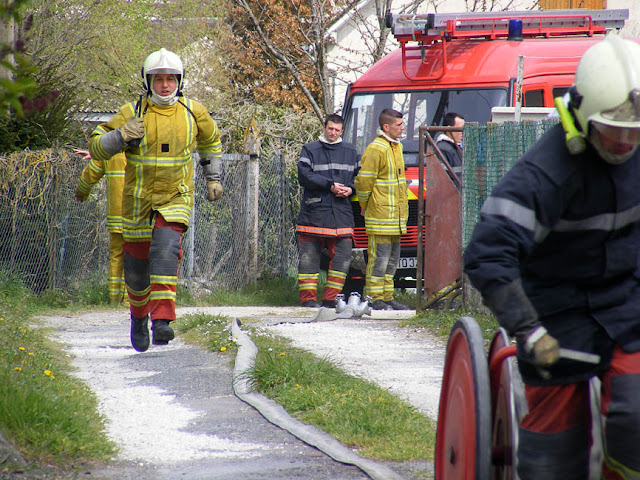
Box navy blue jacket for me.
[296,139,360,237]
[464,124,640,383]
[436,136,463,180]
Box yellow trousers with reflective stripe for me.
[108,232,126,304]
[365,234,400,302]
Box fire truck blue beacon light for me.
[508,19,523,41]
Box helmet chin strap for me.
[589,128,639,165]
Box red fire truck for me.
[341,8,629,294]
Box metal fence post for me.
[244,119,261,286]
[277,149,286,277]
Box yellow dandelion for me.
[0,317,5,321]
[220,346,227,352]
[279,352,286,357]
[18,347,26,351]
[295,384,301,388]
[44,370,53,377]
[28,352,34,356]
[14,367,21,372]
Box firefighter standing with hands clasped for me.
[90,48,223,352]
[296,114,360,308]
[464,34,640,479]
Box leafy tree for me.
[229,0,364,120]
[22,0,232,113]
[0,0,36,116]
[15,0,322,158]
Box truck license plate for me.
[397,257,417,269]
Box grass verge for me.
[177,311,436,462]
[402,306,499,342]
[0,272,116,473]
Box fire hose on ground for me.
[231,314,404,480]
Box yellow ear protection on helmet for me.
[555,87,587,155]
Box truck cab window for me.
[343,88,507,167]
[524,89,544,107]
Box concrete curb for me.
[231,318,404,480]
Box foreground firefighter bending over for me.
[464,34,640,480]
[90,48,223,352]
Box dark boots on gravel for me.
[386,299,410,310]
[130,315,150,352]
[152,319,175,345]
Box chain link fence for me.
[0,148,301,294]
[462,118,559,248]
[460,118,559,309]
[2,119,562,296]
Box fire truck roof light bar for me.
[388,9,628,42]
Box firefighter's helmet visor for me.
[591,121,640,155]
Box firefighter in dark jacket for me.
[463,34,640,480]
[435,112,464,181]
[296,114,360,308]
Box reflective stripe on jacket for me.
[355,136,408,236]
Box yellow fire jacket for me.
[354,135,408,236]
[90,97,221,242]
[75,152,126,233]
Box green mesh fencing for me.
[462,119,559,248]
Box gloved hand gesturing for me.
[207,180,223,201]
[121,117,145,144]
[522,326,560,367]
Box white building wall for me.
[328,0,638,112]
[611,0,640,37]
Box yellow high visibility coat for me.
[355,135,408,236]
[75,152,126,233]
[90,97,221,242]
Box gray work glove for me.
[207,180,223,201]
[483,278,559,367]
[121,117,145,144]
[521,325,560,367]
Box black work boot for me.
[371,299,392,311]
[386,299,410,310]
[152,319,175,345]
[300,300,320,308]
[130,315,150,352]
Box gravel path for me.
[36,306,444,479]
[266,316,445,418]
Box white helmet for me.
[142,48,184,95]
[571,34,640,164]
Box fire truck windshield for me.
[342,88,508,166]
